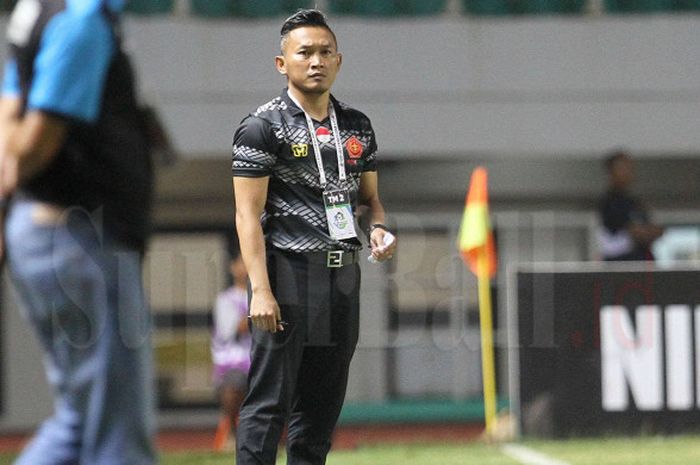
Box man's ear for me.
[336,52,342,71]
[275,55,286,75]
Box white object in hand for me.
[368,232,396,263]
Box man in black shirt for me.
[232,9,396,465]
[598,150,663,261]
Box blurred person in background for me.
[211,253,251,452]
[598,150,664,261]
[232,8,396,465]
[0,0,156,464]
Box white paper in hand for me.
[368,232,396,263]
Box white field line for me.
[501,444,572,465]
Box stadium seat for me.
[235,0,310,16]
[673,0,700,10]
[190,0,309,17]
[404,0,448,15]
[235,0,285,17]
[329,0,401,16]
[465,0,584,14]
[604,0,675,12]
[463,0,510,15]
[125,0,173,15]
[327,0,353,14]
[512,0,585,13]
[283,0,312,13]
[190,0,235,17]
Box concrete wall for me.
[0,13,697,159]
[120,15,700,158]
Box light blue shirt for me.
[2,0,123,123]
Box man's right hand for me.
[249,288,284,333]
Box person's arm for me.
[0,60,23,186]
[0,96,20,140]
[0,60,21,141]
[0,96,20,194]
[358,170,396,262]
[0,8,115,196]
[0,110,67,196]
[604,196,664,247]
[628,223,664,246]
[0,94,21,267]
[233,176,283,333]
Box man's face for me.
[276,26,342,96]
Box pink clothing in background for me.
[211,287,251,381]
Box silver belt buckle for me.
[327,250,344,268]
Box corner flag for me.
[458,167,496,277]
[458,167,498,435]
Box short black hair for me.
[604,149,631,172]
[280,9,337,50]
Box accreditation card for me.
[323,189,357,241]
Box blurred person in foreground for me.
[598,150,663,261]
[231,9,396,465]
[0,0,155,464]
[211,253,251,452]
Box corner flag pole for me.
[477,246,497,434]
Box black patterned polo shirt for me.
[232,89,378,252]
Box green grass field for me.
[0,436,699,465]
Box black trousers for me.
[236,249,361,465]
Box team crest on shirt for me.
[345,136,363,159]
[291,144,308,158]
[345,136,364,166]
[315,127,332,144]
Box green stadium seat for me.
[605,0,675,12]
[329,0,401,16]
[327,0,353,14]
[512,0,585,13]
[125,0,174,15]
[463,0,510,15]
[190,0,309,17]
[403,0,447,15]
[235,0,285,17]
[190,0,235,17]
[283,0,312,14]
[673,0,700,10]
[465,0,589,14]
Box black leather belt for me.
[299,249,359,268]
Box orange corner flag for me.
[458,167,497,278]
[459,167,499,434]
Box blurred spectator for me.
[0,1,156,464]
[211,253,251,452]
[598,150,663,261]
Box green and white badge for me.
[323,189,357,240]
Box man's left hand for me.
[369,228,396,262]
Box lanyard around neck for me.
[287,91,346,189]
